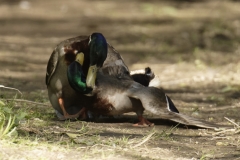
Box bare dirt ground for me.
[0,0,240,159]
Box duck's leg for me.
[58,98,86,120]
[133,115,154,127]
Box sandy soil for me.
[0,0,240,159]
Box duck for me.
[46,32,155,120]
[46,33,108,120]
[67,45,224,129]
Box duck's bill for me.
[75,52,84,65]
[86,64,97,88]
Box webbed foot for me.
[133,116,154,127]
[58,98,87,120]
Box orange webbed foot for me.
[58,98,87,120]
[133,116,154,127]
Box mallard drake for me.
[67,47,223,129]
[46,33,108,120]
[46,33,154,120]
[47,33,223,129]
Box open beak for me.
[86,64,97,88]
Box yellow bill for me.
[86,64,97,88]
[75,52,84,65]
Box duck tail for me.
[164,112,220,129]
[165,95,179,113]
[164,95,229,129]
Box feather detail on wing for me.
[46,49,59,85]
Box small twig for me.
[0,85,22,95]
[224,117,240,128]
[0,98,50,106]
[213,129,235,135]
[235,129,240,134]
[211,136,229,140]
[76,131,90,137]
[90,143,112,148]
[201,105,240,112]
[132,131,155,148]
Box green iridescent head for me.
[86,33,108,88]
[89,33,108,67]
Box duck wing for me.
[128,86,227,129]
[45,49,59,85]
[101,43,131,78]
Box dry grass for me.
[0,0,240,159]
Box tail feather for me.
[164,112,223,129]
[166,95,179,113]
[164,96,229,129]
[164,95,220,129]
